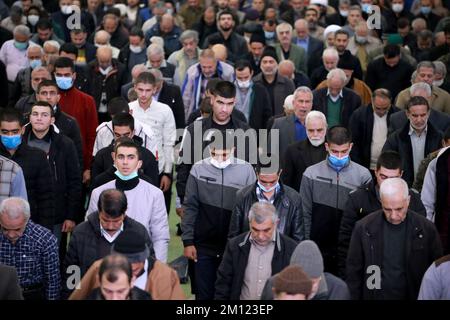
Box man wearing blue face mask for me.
[0,108,55,232]
[182,132,256,300]
[0,25,35,97]
[300,125,372,275]
[414,0,440,32]
[87,138,169,263]
[229,154,303,242]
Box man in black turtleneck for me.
[87,138,169,263]
[90,112,158,188]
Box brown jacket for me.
[395,85,450,114]
[69,258,186,300]
[316,78,372,106]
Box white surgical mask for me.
[339,10,349,17]
[99,65,112,75]
[27,15,39,26]
[237,79,251,89]
[308,137,325,147]
[433,79,444,87]
[61,5,73,15]
[129,45,143,53]
[210,157,232,169]
[392,3,404,13]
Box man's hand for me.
[184,245,197,262]
[61,220,76,233]
[175,207,185,219]
[83,169,91,184]
[160,175,171,192]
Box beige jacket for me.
[395,85,450,114]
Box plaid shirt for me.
[0,220,60,300]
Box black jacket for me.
[0,143,54,230]
[346,210,443,300]
[388,108,450,135]
[246,82,273,130]
[349,104,400,169]
[282,139,327,191]
[228,182,303,241]
[338,181,426,278]
[310,65,329,89]
[215,232,297,300]
[54,105,84,171]
[62,211,152,297]
[90,135,159,188]
[382,121,443,187]
[176,115,252,202]
[312,87,362,128]
[74,64,91,95]
[339,50,363,80]
[158,82,185,129]
[434,147,450,253]
[87,59,126,111]
[23,125,82,224]
[202,32,249,63]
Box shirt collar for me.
[100,223,124,243]
[327,89,343,99]
[409,125,428,137]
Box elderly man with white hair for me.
[293,18,324,76]
[0,25,35,85]
[145,43,175,83]
[312,68,362,127]
[0,197,60,300]
[346,177,442,300]
[94,30,120,59]
[9,44,44,104]
[282,110,328,191]
[274,22,307,74]
[310,47,339,89]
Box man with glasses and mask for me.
[229,154,303,241]
[63,188,152,298]
[338,151,426,278]
[300,125,372,275]
[0,197,60,300]
[182,130,256,300]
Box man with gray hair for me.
[145,43,175,83]
[274,22,307,74]
[215,201,297,300]
[346,177,442,300]
[432,60,450,93]
[312,68,362,127]
[395,61,450,113]
[145,13,182,58]
[0,25,34,94]
[0,197,60,300]
[271,86,314,163]
[168,30,202,88]
[310,47,340,88]
[14,66,52,114]
[94,30,120,59]
[282,110,328,191]
[293,19,324,77]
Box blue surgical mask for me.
[14,41,28,51]
[1,135,22,150]
[55,76,73,90]
[420,6,431,14]
[361,3,372,13]
[114,170,138,181]
[29,59,42,69]
[328,153,350,172]
[257,181,279,193]
[264,31,275,39]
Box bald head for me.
[95,30,111,46]
[295,19,309,39]
[211,44,227,62]
[97,46,113,69]
[278,60,295,79]
[160,14,174,34]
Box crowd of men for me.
[1,0,450,301]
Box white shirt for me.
[134,259,149,290]
[129,99,176,174]
[370,112,388,170]
[327,89,344,103]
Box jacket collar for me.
[238,230,282,252]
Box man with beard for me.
[333,29,363,80]
[202,8,248,63]
[253,46,295,116]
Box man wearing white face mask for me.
[182,130,256,300]
[282,110,328,191]
[118,27,147,84]
[233,60,272,130]
[300,125,372,275]
[382,0,414,34]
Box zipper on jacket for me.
[53,161,58,181]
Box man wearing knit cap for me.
[261,240,350,300]
[244,33,266,75]
[253,46,295,116]
[272,265,313,300]
[68,228,185,300]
